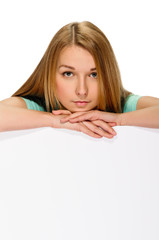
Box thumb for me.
[52,110,72,115]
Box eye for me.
[90,72,97,78]
[63,71,73,77]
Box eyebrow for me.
[58,65,96,71]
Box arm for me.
[60,96,159,129]
[0,97,53,132]
[0,97,107,138]
[121,96,159,128]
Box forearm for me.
[0,104,53,132]
[120,105,159,128]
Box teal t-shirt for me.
[21,94,142,113]
[21,97,46,111]
[123,94,141,112]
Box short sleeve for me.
[21,97,45,111]
[123,94,142,113]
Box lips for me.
[74,101,89,103]
[73,101,89,106]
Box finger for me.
[52,110,72,115]
[78,122,103,139]
[61,111,99,123]
[82,121,115,139]
[92,120,117,135]
[60,119,102,139]
[60,111,88,123]
[69,111,101,123]
[108,122,117,127]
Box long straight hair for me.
[12,21,131,112]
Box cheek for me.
[56,83,64,97]
[56,80,73,100]
[90,82,99,96]
[55,78,66,97]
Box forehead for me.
[57,45,96,69]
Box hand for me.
[60,110,122,136]
[60,110,121,125]
[51,110,102,138]
[52,110,117,138]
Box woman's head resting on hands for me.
[13,21,131,113]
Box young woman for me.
[0,21,159,138]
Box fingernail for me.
[110,130,115,134]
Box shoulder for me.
[20,96,46,111]
[123,94,142,113]
[123,94,159,112]
[136,96,159,110]
[0,97,28,108]
[0,96,46,112]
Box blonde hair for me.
[12,21,131,112]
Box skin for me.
[55,45,99,113]
[1,46,159,137]
[53,46,159,132]
[0,44,116,138]
[53,45,118,138]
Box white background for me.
[0,0,159,101]
[0,126,159,240]
[1,2,159,239]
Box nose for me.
[75,76,88,98]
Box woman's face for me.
[55,45,99,112]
